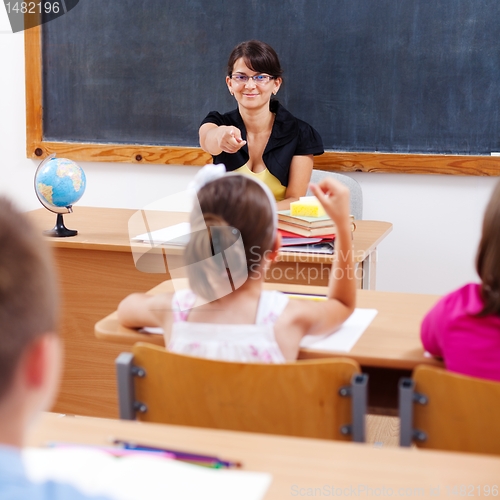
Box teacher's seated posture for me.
[118,165,355,363]
[199,40,324,210]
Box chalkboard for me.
[26,0,500,175]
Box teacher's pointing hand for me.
[217,126,247,154]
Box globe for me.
[34,154,86,237]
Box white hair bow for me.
[188,164,226,192]
[188,163,277,238]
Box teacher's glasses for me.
[230,74,275,85]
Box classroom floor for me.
[365,415,400,447]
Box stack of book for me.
[277,210,355,255]
[277,210,355,238]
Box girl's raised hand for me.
[308,178,351,228]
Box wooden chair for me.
[116,342,368,442]
[399,365,500,454]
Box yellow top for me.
[234,164,286,202]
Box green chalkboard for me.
[26,0,500,174]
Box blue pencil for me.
[112,439,242,468]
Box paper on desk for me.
[140,326,165,335]
[132,222,191,246]
[24,447,271,500]
[141,308,378,354]
[300,308,378,352]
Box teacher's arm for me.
[199,122,246,155]
[276,154,314,211]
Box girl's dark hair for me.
[227,40,283,80]
[185,175,275,301]
[475,180,500,316]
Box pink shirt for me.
[421,283,500,382]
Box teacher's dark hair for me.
[475,180,500,317]
[227,40,283,80]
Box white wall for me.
[1,25,497,295]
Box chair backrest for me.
[399,365,500,454]
[116,342,368,442]
[307,170,363,220]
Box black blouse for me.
[200,100,324,187]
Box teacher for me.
[199,40,324,210]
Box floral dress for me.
[168,289,289,363]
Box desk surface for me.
[27,206,392,263]
[27,413,500,498]
[95,281,442,371]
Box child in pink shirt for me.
[421,181,500,382]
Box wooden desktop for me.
[95,280,442,414]
[26,207,392,419]
[96,281,441,370]
[27,412,500,499]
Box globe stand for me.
[44,213,78,237]
[35,155,86,238]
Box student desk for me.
[27,413,500,498]
[95,280,443,415]
[26,207,392,419]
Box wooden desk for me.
[26,207,392,419]
[28,207,391,288]
[96,281,441,370]
[95,280,442,414]
[27,413,500,499]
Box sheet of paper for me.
[300,308,378,352]
[23,447,272,500]
[132,222,191,246]
[140,326,164,335]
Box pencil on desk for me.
[112,439,242,468]
[285,293,327,302]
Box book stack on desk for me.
[278,210,355,237]
[277,205,355,254]
[277,210,355,238]
[279,230,336,254]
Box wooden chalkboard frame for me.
[25,26,500,176]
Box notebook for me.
[24,447,272,500]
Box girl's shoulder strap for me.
[256,290,289,325]
[171,289,197,322]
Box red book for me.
[278,228,336,239]
[278,228,335,246]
